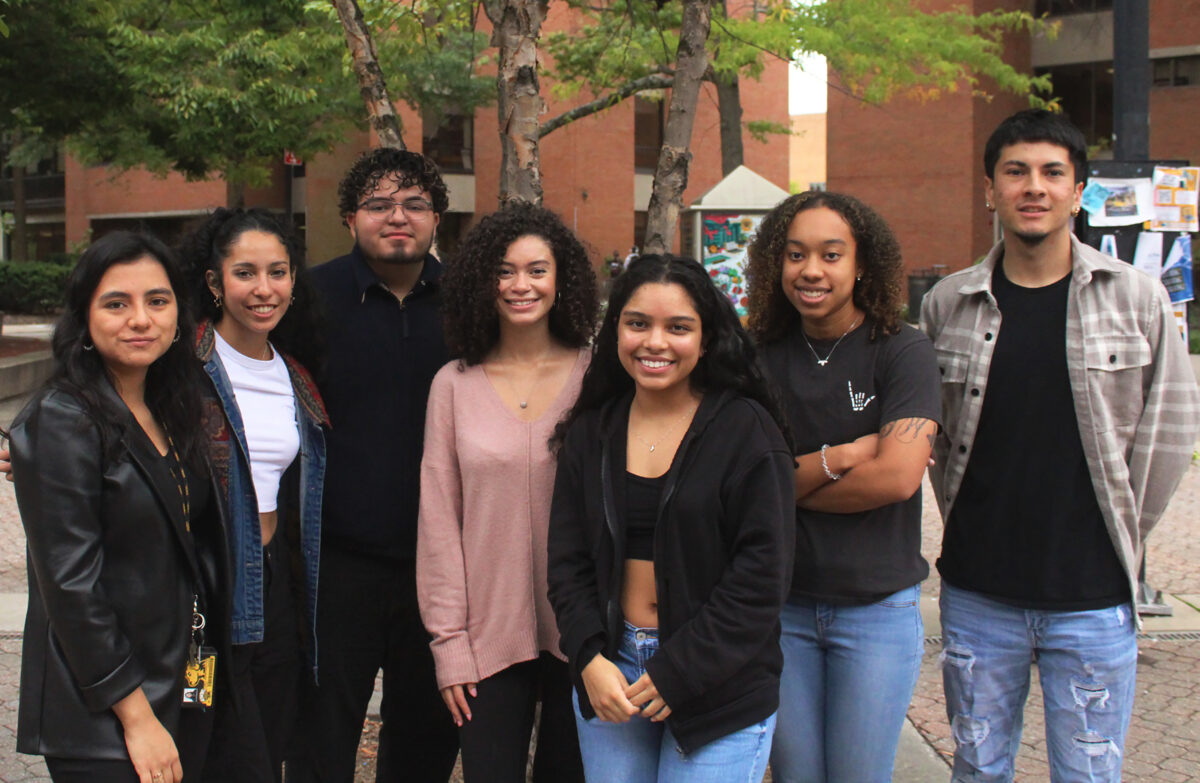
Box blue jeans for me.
[771,584,924,783]
[573,623,775,783]
[939,583,1138,783]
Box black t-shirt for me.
[763,320,942,604]
[938,264,1128,610]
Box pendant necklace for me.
[631,404,698,452]
[801,314,862,367]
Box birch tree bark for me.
[331,0,405,149]
[484,0,546,205]
[642,0,712,255]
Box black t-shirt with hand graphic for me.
[762,319,942,605]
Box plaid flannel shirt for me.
[920,235,1200,608]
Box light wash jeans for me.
[770,583,925,783]
[572,622,775,783]
[939,583,1138,783]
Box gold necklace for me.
[630,404,697,453]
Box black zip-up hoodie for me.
[548,389,796,753]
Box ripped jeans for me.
[939,583,1137,783]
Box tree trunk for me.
[643,0,712,255]
[226,179,246,209]
[484,0,546,206]
[11,164,27,262]
[715,0,743,176]
[331,0,406,150]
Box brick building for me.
[0,2,790,268]
[826,0,1200,279]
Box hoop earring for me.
[82,337,94,351]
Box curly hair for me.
[441,203,599,365]
[552,254,792,453]
[337,148,449,219]
[50,231,207,468]
[177,208,326,376]
[745,190,905,345]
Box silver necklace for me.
[631,405,697,452]
[801,315,862,367]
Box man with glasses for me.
[288,149,458,782]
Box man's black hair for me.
[983,109,1088,183]
[337,148,450,218]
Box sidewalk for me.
[1,381,1198,779]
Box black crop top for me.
[625,471,665,561]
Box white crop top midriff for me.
[214,330,301,513]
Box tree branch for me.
[539,72,675,138]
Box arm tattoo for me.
[882,417,931,444]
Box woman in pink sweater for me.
[417,203,599,782]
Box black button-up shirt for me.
[310,246,447,561]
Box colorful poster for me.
[1084,177,1155,226]
[1150,166,1200,232]
[701,212,761,317]
[1161,234,1194,305]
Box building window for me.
[1034,0,1112,15]
[1153,55,1200,87]
[422,108,474,173]
[633,211,649,251]
[634,97,664,173]
[1036,62,1113,148]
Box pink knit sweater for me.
[416,349,588,689]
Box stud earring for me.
[173,327,180,344]
[985,201,995,212]
[1071,206,1081,216]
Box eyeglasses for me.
[357,198,435,221]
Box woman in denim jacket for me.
[179,209,328,782]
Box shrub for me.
[0,262,72,314]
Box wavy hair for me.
[553,254,791,451]
[50,231,207,466]
[745,191,904,344]
[442,202,599,365]
[177,207,326,375]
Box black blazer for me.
[548,390,796,753]
[11,382,228,760]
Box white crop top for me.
[214,330,301,513]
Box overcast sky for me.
[789,53,827,115]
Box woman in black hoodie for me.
[548,255,795,782]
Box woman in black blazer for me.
[9,232,227,783]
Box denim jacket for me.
[196,322,329,674]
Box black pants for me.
[458,653,583,783]
[203,530,301,783]
[285,548,458,783]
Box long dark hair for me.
[50,230,206,466]
[746,190,904,344]
[442,202,599,364]
[553,254,791,451]
[178,207,325,375]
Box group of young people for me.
[2,108,1197,783]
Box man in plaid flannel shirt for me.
[921,109,1200,782]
